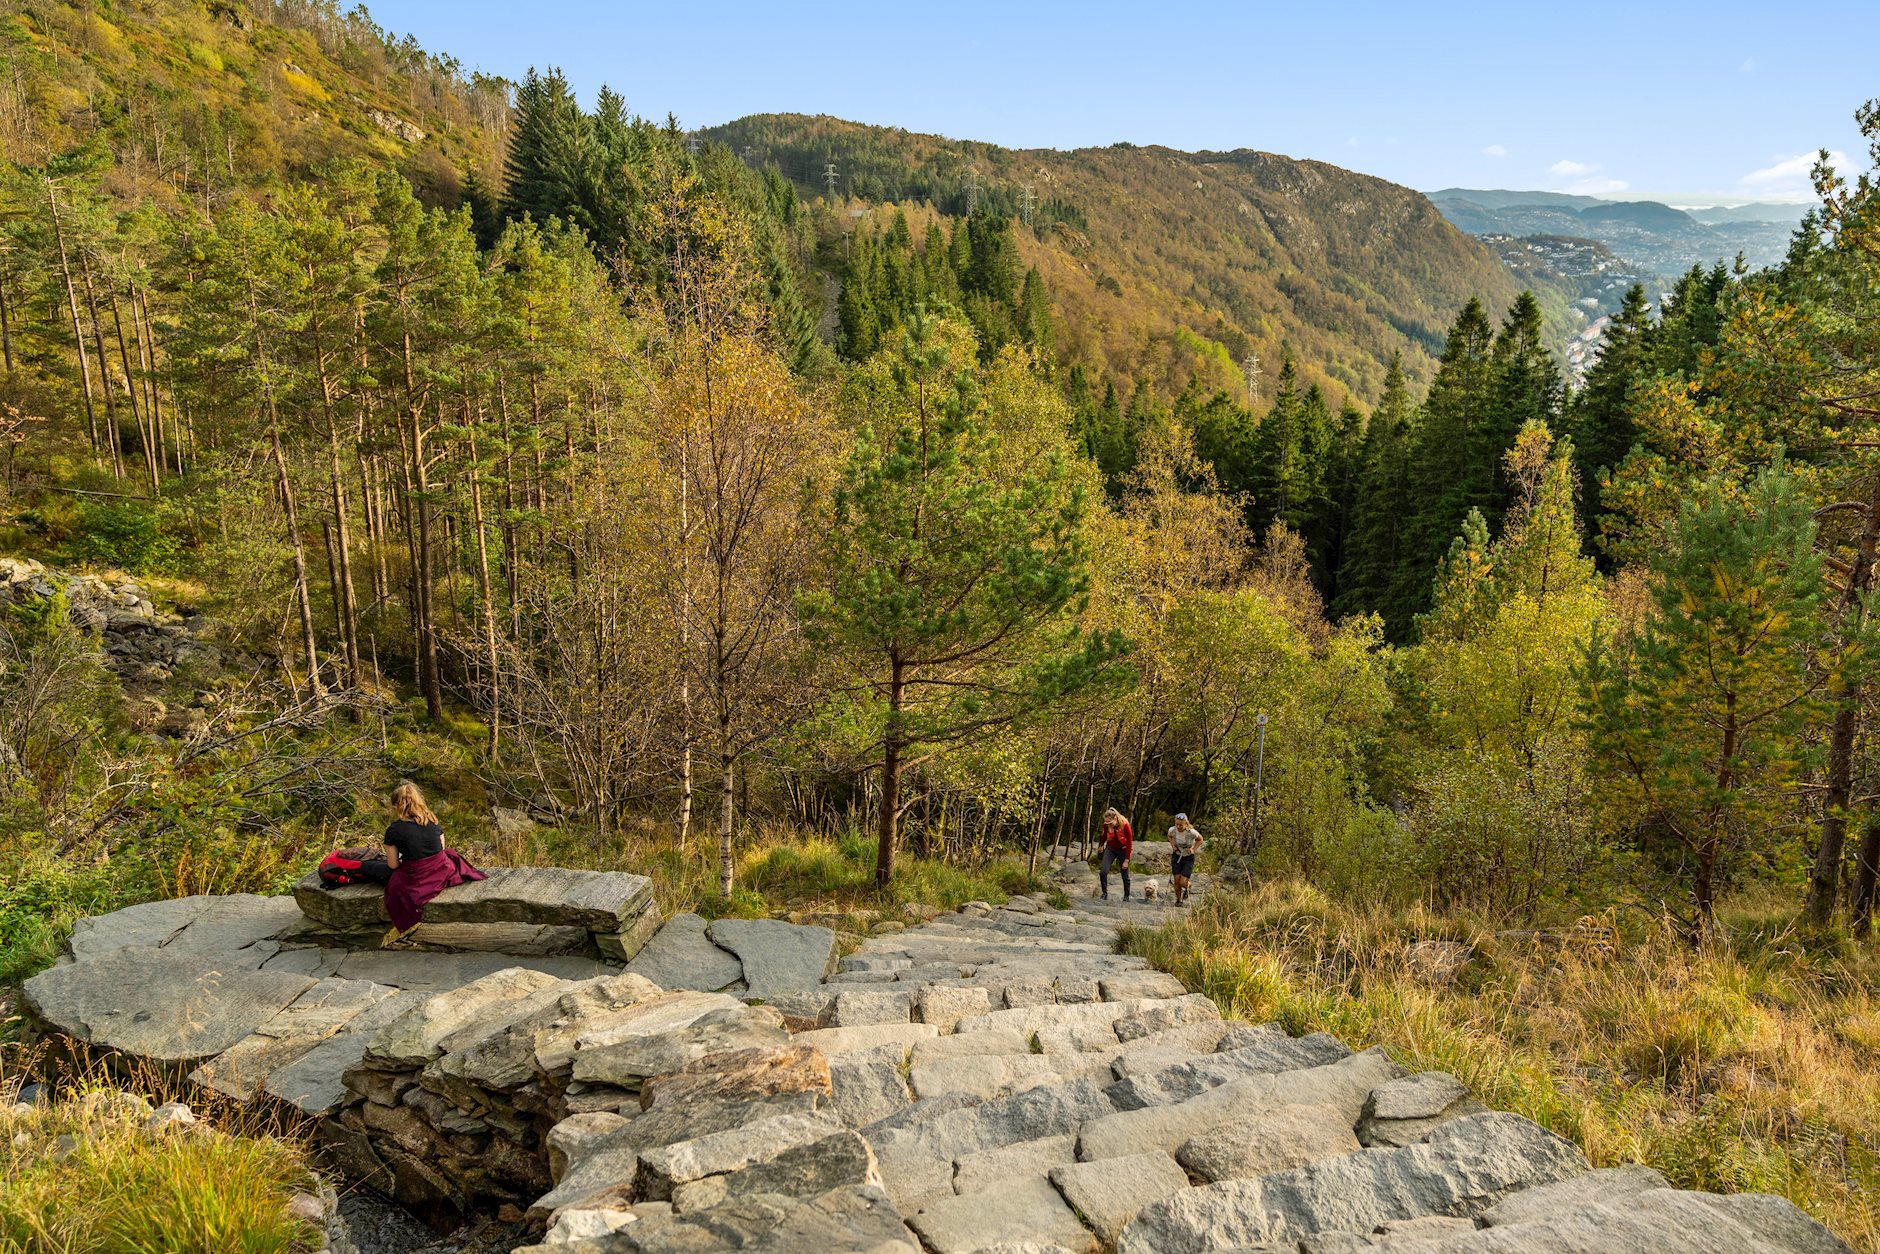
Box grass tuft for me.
[0,1070,320,1254]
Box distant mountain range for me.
[1428,189,1806,278]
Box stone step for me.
[1076,1047,1401,1161]
[1105,1028,1352,1109]
[1116,1112,1589,1251]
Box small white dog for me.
[1142,878,1159,902]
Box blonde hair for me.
[390,780,439,826]
[1103,808,1125,826]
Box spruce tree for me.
[1334,352,1419,629]
[1402,298,1496,620]
[1484,291,1564,528]
[1250,356,1306,533]
[1570,284,1652,556]
[501,68,592,233]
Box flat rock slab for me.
[828,1056,913,1128]
[572,1018,790,1089]
[1107,1030,1351,1109]
[67,893,297,964]
[1078,1048,1402,1161]
[625,913,743,992]
[1051,1151,1189,1245]
[22,946,315,1066]
[1477,1164,1670,1229]
[794,1022,937,1057]
[708,918,836,996]
[911,1175,1096,1253]
[1176,1101,1362,1183]
[1360,1070,1490,1148]
[669,1129,880,1212]
[1388,1187,1849,1253]
[528,1184,918,1254]
[1117,1113,1587,1251]
[952,1135,1077,1194]
[639,1111,847,1196]
[363,966,571,1069]
[294,866,655,933]
[640,1042,832,1111]
[189,977,407,1101]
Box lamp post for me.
[1247,712,1268,856]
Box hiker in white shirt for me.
[1167,813,1202,905]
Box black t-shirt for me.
[384,820,443,863]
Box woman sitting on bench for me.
[382,780,485,941]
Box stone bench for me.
[292,866,663,961]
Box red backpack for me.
[318,848,389,887]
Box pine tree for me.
[800,311,1124,889]
[1585,462,1838,932]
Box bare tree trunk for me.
[676,426,694,850]
[270,412,324,695]
[0,247,15,377]
[399,329,444,720]
[876,658,906,892]
[309,279,362,691]
[1853,811,1880,938]
[78,252,123,481]
[719,751,736,897]
[467,424,501,757]
[46,180,100,460]
[109,291,158,496]
[1809,467,1880,926]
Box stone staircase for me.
[17,859,1851,1253]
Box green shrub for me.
[58,499,184,575]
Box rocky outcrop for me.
[0,557,248,695]
[18,859,1853,1254]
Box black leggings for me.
[1100,846,1131,898]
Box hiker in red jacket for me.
[1099,807,1133,901]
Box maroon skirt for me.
[384,848,485,932]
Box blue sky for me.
[372,0,1876,203]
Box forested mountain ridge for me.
[702,113,1533,405]
[0,0,508,204]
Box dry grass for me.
[0,1061,321,1254]
[483,820,1046,928]
[1121,880,1880,1250]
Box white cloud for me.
[1482,144,1508,158]
[1738,150,1848,200]
[1566,177,1630,196]
[1544,159,1626,197]
[1345,136,1360,148]
[1739,57,1758,73]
